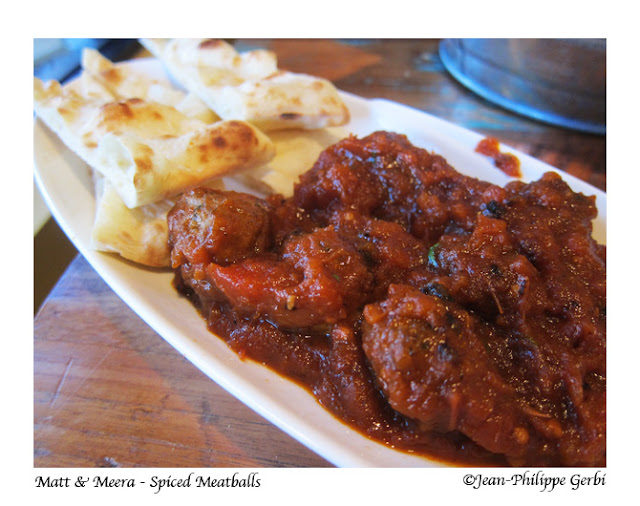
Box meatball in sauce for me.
[168,131,605,467]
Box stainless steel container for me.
[439,39,606,134]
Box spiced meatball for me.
[362,284,605,466]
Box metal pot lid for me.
[439,39,606,135]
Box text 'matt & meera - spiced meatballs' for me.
[168,131,606,467]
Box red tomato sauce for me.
[476,136,522,178]
[168,132,605,467]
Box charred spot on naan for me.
[195,121,264,165]
[133,144,154,174]
[280,112,301,121]
[99,67,126,90]
[97,101,135,131]
[98,99,162,127]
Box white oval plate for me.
[33,58,606,468]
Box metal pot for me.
[439,38,606,134]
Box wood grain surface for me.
[34,39,606,468]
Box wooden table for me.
[34,39,606,468]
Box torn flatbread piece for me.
[139,38,350,131]
[33,77,275,208]
[91,173,174,267]
[81,48,219,124]
[91,173,226,267]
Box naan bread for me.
[91,173,225,267]
[34,51,278,267]
[91,173,175,267]
[81,48,219,124]
[78,52,232,266]
[139,38,350,131]
[238,128,342,197]
[33,77,275,208]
